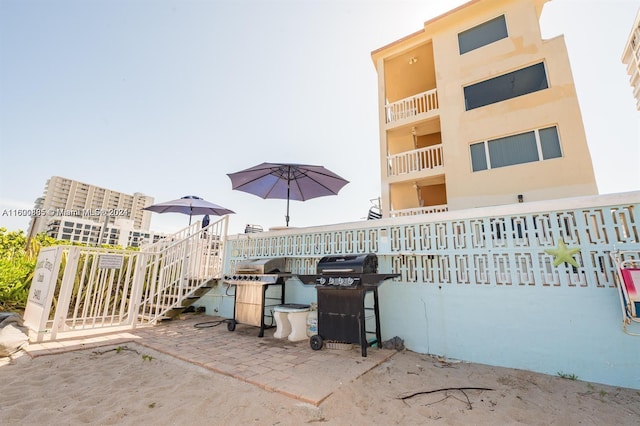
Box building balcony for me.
[385,88,439,126]
[387,144,444,178]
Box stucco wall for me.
[378,282,638,389]
[373,0,598,216]
[199,191,640,390]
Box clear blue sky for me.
[1,0,638,235]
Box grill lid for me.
[316,254,378,274]
[233,257,286,274]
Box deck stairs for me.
[134,221,227,325]
[139,278,218,322]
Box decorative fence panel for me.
[225,194,640,290]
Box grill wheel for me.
[310,335,323,351]
[227,319,236,331]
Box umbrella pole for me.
[286,177,290,227]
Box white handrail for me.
[387,144,444,176]
[385,88,439,124]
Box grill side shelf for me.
[294,273,400,286]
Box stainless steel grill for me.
[297,254,399,357]
[223,258,289,337]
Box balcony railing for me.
[388,144,443,177]
[390,204,449,217]
[385,88,439,124]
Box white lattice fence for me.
[225,194,640,289]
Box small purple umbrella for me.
[143,195,234,226]
[227,162,349,227]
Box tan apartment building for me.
[622,7,640,110]
[371,0,598,218]
[27,176,154,239]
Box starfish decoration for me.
[545,239,581,268]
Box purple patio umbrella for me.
[143,195,235,226]
[227,162,349,227]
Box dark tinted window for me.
[470,143,488,171]
[458,15,508,54]
[469,126,562,172]
[488,131,538,168]
[464,63,548,110]
[539,126,562,159]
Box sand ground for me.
[1,341,639,425]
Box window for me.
[464,63,548,110]
[489,131,538,168]
[470,143,488,172]
[458,15,508,54]
[539,127,562,159]
[470,126,562,171]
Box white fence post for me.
[179,237,189,298]
[23,246,65,342]
[128,251,148,329]
[50,246,81,341]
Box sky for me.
[1,0,639,236]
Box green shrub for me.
[0,228,60,312]
[0,228,136,312]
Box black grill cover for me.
[316,254,378,274]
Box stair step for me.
[138,313,171,322]
[139,277,219,321]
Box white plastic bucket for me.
[306,309,318,337]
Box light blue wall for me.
[195,284,236,317]
[196,275,639,389]
[195,278,316,318]
[201,192,640,390]
[377,282,639,389]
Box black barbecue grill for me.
[223,258,290,337]
[296,253,399,357]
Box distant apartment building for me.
[46,217,166,247]
[622,7,640,110]
[371,0,598,218]
[27,176,155,244]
